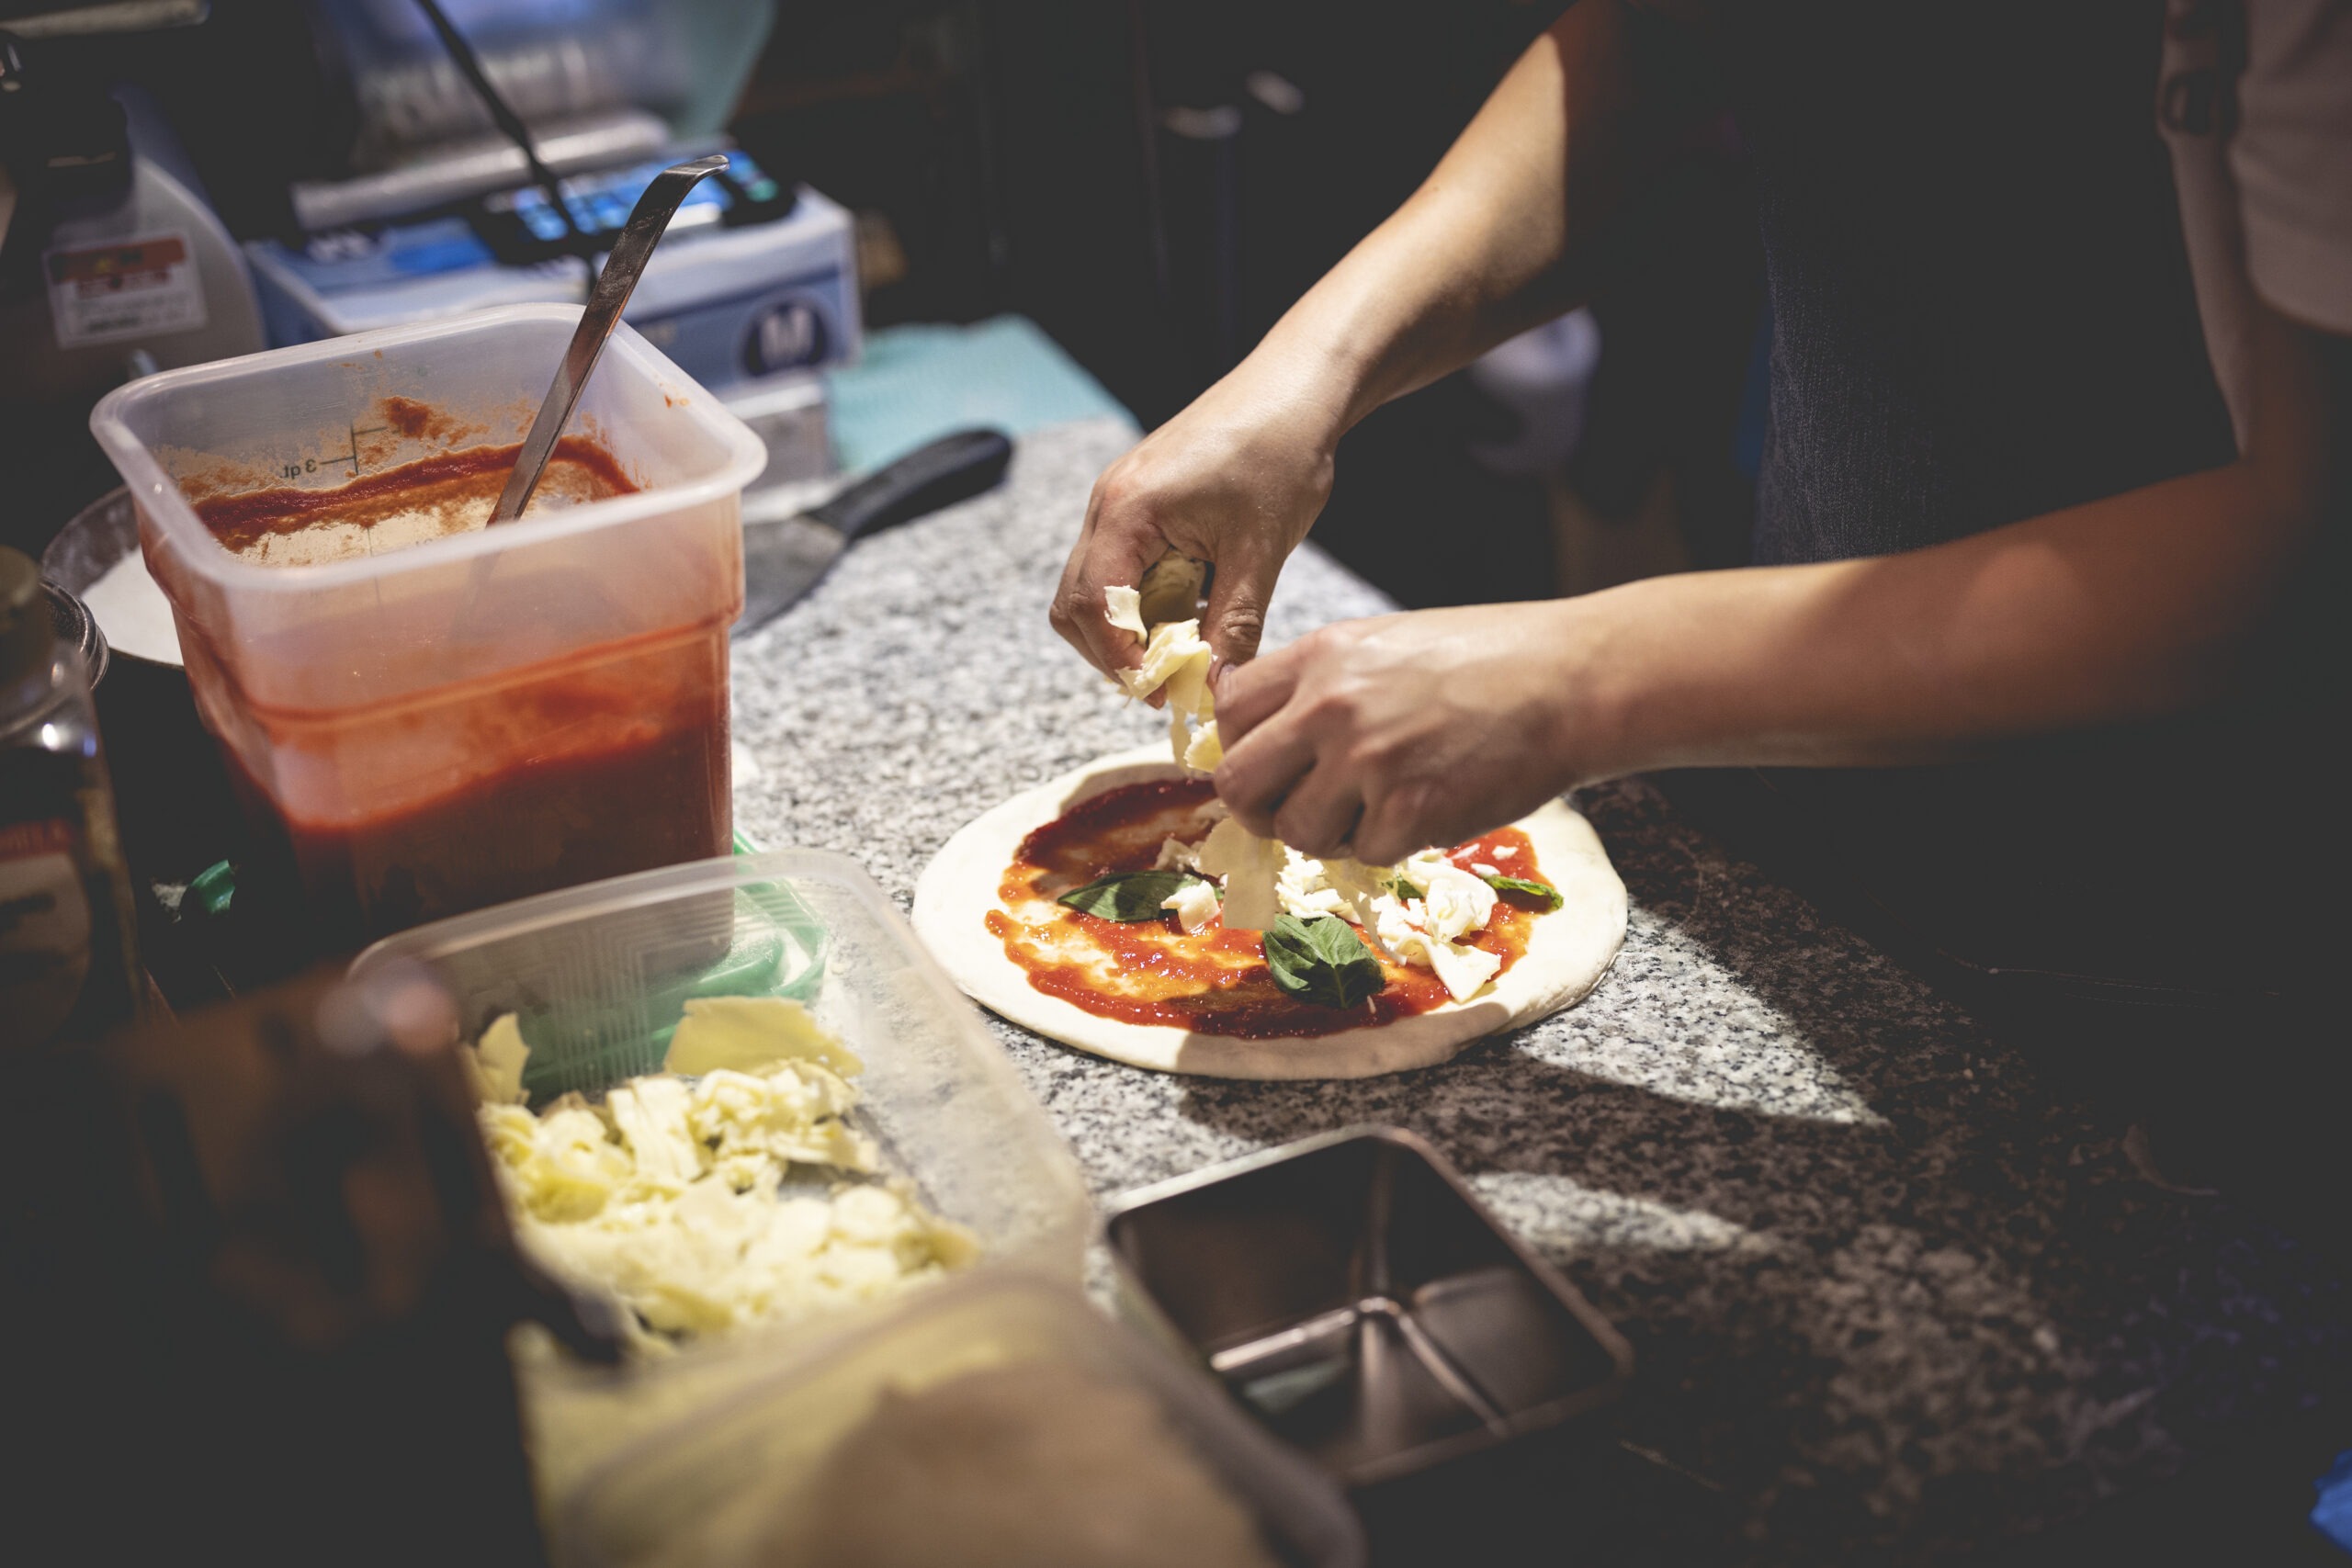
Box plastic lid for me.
[0,547,52,688]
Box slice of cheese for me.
[469,1013,531,1105]
[1160,877,1222,934]
[1370,894,1501,1002]
[607,1075,702,1191]
[1275,849,1348,919]
[1109,572,1218,772]
[1417,861,1498,944]
[1137,552,1207,626]
[666,996,863,1077]
[1103,585,1148,641]
[1182,717,1223,772]
[1423,935,1503,1001]
[1120,619,1213,716]
[1153,834,1202,873]
[1195,815,1283,931]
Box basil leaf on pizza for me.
[1485,874,1564,911]
[1058,869,1212,922]
[1261,914,1385,1010]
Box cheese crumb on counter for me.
[469,998,978,1352]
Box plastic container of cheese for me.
[350,848,1092,1505]
[552,1275,1367,1568]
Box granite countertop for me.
[729,416,2348,1562]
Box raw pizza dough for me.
[911,746,1627,1080]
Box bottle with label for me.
[0,547,141,1047]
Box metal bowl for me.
[41,487,178,675]
[41,579,108,691]
[40,487,240,886]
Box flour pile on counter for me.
[1106,584,1520,1004]
[468,998,978,1351]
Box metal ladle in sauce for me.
[487,152,731,525]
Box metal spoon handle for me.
[489,152,730,525]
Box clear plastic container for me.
[351,848,1093,1502]
[88,305,766,942]
[553,1275,1367,1568]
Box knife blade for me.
[735,427,1014,637]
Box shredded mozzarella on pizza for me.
[1104,588,1512,1002]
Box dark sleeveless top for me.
[1725,1,2235,559]
[1649,3,2331,1018]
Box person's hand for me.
[1213,601,1604,866]
[1051,356,1345,680]
[107,964,622,1362]
[9,965,604,1564]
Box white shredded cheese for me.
[1193,815,1283,931]
[1103,585,1148,640]
[1160,878,1222,934]
[467,1010,975,1353]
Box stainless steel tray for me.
[1104,1125,1634,1487]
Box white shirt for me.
[2158,0,2352,447]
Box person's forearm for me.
[1566,479,2270,774]
[1241,2,1693,444]
[1560,305,2334,777]
[1569,444,2316,773]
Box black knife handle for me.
[806,428,1013,543]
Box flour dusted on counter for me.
[79,548,182,665]
[469,998,978,1350]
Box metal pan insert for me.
[1104,1125,1634,1487]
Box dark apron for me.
[1652,2,2335,1043]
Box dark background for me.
[6,8,2343,1563]
[728,0,1762,606]
[1,0,1765,610]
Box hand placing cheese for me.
[1213,604,1594,868]
[1099,581,1535,1001]
[1050,370,1330,683]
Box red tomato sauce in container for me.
[91,307,766,945]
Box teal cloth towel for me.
[826,315,1136,472]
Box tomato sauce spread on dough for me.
[989,777,1544,1039]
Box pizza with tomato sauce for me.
[913,745,1627,1080]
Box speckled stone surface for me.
[729,417,2349,1562]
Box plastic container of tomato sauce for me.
[90,304,765,944]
